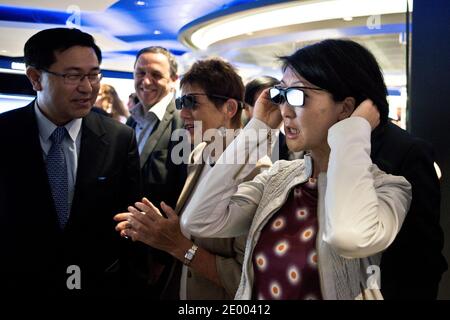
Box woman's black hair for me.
[279,39,389,124]
[244,76,279,107]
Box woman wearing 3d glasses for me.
[115,58,272,300]
[177,39,412,300]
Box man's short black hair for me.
[24,28,102,69]
[134,46,178,79]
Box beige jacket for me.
[176,142,271,299]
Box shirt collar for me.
[151,91,173,121]
[34,101,82,142]
[130,91,174,126]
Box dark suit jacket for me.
[278,132,291,161]
[0,102,143,296]
[371,122,447,299]
[127,99,186,209]
[126,99,187,296]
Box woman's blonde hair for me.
[97,84,129,121]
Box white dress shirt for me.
[129,91,174,154]
[34,103,82,212]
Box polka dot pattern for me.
[287,265,301,285]
[252,181,322,300]
[301,227,315,242]
[296,208,308,220]
[274,240,289,256]
[269,281,282,299]
[271,217,286,231]
[255,253,268,271]
[308,251,318,268]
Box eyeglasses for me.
[269,86,324,107]
[40,69,103,85]
[175,93,244,110]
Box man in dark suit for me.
[125,46,187,297]
[0,28,143,296]
[127,47,186,210]
[372,121,448,299]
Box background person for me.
[244,75,295,161]
[95,83,129,123]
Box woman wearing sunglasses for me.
[115,58,271,299]
[177,39,412,300]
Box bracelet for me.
[183,244,198,266]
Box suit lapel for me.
[23,102,50,182]
[174,144,206,215]
[23,102,59,226]
[70,112,108,218]
[139,100,175,168]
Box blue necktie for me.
[47,126,69,229]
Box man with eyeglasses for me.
[0,28,147,296]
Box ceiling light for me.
[11,62,26,70]
[434,162,442,180]
[343,17,353,21]
[153,30,162,35]
[189,0,413,50]
[0,67,25,75]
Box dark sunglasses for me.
[176,93,244,110]
[269,86,324,107]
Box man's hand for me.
[113,198,191,257]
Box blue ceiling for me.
[0,0,285,57]
[0,0,409,90]
[0,0,407,99]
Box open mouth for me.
[285,125,300,138]
[286,126,299,134]
[73,98,91,105]
[140,87,156,93]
